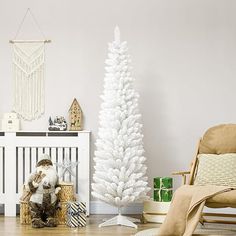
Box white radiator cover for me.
[0,131,90,216]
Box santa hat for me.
[36,154,53,167]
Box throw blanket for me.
[158,185,234,236]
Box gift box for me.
[66,202,86,227]
[154,189,173,202]
[153,177,173,202]
[154,177,172,189]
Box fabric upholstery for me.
[206,190,236,208]
[158,185,234,236]
[194,124,236,207]
[199,124,236,154]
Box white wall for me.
[1,0,236,195]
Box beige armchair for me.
[173,124,236,225]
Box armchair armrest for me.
[172,171,191,185]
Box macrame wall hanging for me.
[10,8,51,120]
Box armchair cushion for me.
[194,153,236,188]
[199,124,236,154]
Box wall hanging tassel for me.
[10,8,51,120]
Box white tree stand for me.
[99,208,140,228]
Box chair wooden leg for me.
[199,215,205,226]
[140,214,147,224]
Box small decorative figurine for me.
[69,98,83,131]
[1,112,20,131]
[54,154,79,182]
[26,154,61,228]
[48,116,67,131]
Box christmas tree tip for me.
[114,25,120,43]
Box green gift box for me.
[154,189,173,202]
[154,177,172,189]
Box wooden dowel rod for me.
[203,219,236,224]
[202,213,236,217]
[9,39,51,44]
[142,212,167,216]
[182,174,186,185]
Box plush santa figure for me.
[28,154,61,228]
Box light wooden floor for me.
[1,215,236,236]
[0,214,155,236]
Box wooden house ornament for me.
[69,98,83,131]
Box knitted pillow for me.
[194,153,236,187]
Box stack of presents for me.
[142,177,173,223]
[20,182,86,227]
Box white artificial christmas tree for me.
[92,26,150,228]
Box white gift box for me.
[1,113,20,131]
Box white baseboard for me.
[90,201,236,215]
[90,201,143,214]
[0,202,143,215]
[0,202,235,216]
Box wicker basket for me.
[20,182,76,225]
[57,182,76,202]
[20,202,31,224]
[20,201,70,225]
[55,202,68,225]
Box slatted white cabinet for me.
[0,131,90,216]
